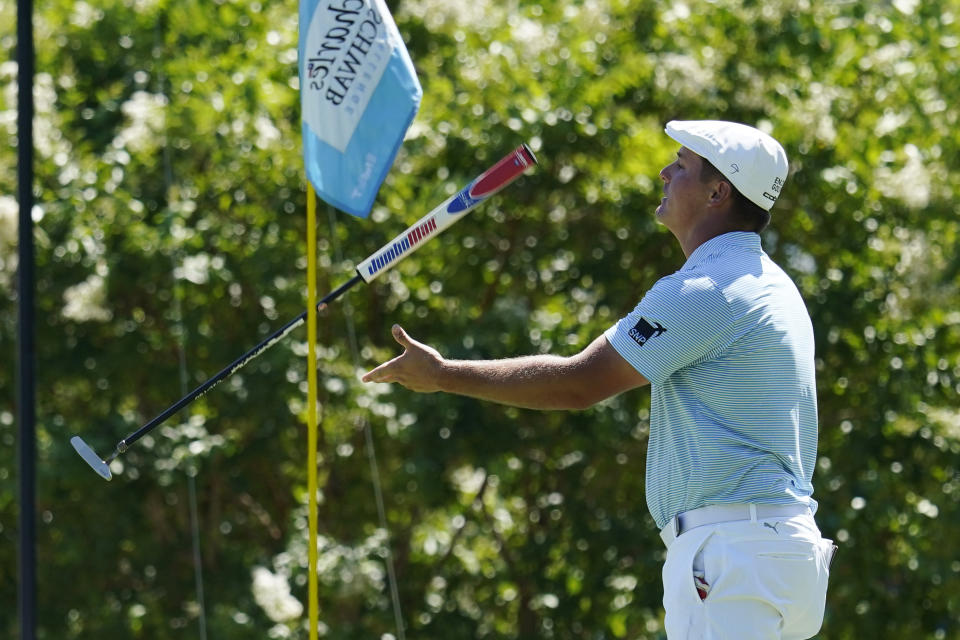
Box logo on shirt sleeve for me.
[627,317,666,347]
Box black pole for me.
[17,0,36,636]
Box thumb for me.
[392,324,413,348]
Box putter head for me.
[70,436,113,481]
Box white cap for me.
[665,120,788,211]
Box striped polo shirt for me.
[605,232,818,529]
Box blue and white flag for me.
[299,0,422,218]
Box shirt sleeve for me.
[604,272,734,385]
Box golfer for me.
[363,120,835,639]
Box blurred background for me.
[2,0,959,637]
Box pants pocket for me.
[747,540,830,639]
[691,536,714,601]
[662,527,716,638]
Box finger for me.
[392,324,413,348]
[362,355,403,383]
[362,365,393,383]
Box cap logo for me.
[729,163,740,174]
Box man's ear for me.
[708,179,734,207]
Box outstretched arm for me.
[362,325,649,410]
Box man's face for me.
[656,147,713,230]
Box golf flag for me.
[299,0,422,218]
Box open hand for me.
[361,325,445,393]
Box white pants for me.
[662,512,834,639]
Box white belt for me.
[659,503,812,549]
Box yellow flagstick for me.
[306,184,320,640]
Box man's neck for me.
[673,211,753,257]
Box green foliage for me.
[1,0,958,638]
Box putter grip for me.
[355,144,537,283]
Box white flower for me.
[174,253,211,285]
[252,567,303,623]
[874,144,931,209]
[111,91,168,153]
[254,115,281,150]
[62,274,112,322]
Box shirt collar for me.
[682,231,762,271]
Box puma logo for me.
[763,522,781,535]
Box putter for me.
[71,435,114,481]
[72,144,538,480]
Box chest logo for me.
[627,317,666,347]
